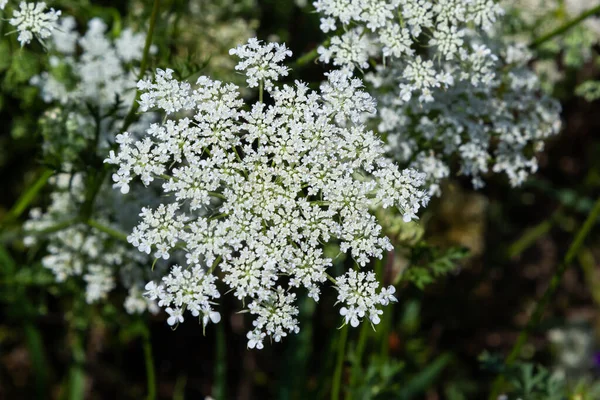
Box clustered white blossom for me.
[21,15,164,314]
[8,1,61,46]
[374,43,562,189]
[336,271,397,327]
[23,172,160,313]
[314,0,504,103]
[107,39,430,348]
[314,0,562,192]
[32,17,150,112]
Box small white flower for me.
[166,307,184,326]
[9,1,61,46]
[320,17,336,33]
[247,330,266,350]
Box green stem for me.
[86,219,128,242]
[259,80,264,103]
[489,197,600,399]
[530,5,600,48]
[348,322,369,398]
[331,325,349,400]
[68,331,86,400]
[122,0,161,130]
[507,209,561,258]
[142,328,156,400]
[1,217,80,243]
[213,322,227,399]
[1,168,53,226]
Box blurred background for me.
[1,0,600,399]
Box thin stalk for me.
[507,208,561,258]
[259,80,264,103]
[331,325,349,400]
[530,5,600,48]
[348,322,369,398]
[142,328,156,400]
[213,322,227,399]
[489,197,600,399]
[122,0,162,130]
[293,48,318,67]
[68,331,86,400]
[0,217,80,243]
[86,219,128,242]
[2,168,53,225]
[81,0,161,225]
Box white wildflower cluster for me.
[314,0,504,103]
[336,271,397,327]
[229,38,292,90]
[18,14,165,314]
[107,39,430,348]
[374,42,562,190]
[23,172,160,313]
[8,1,61,46]
[32,17,150,113]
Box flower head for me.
[107,38,430,346]
[9,1,61,46]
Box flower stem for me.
[489,196,600,399]
[1,168,53,226]
[530,5,600,48]
[331,325,349,400]
[142,327,156,400]
[122,0,162,130]
[348,321,369,398]
[259,80,264,103]
[86,219,129,242]
[0,217,80,243]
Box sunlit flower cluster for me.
[107,39,430,348]
[373,42,562,189]
[314,0,504,103]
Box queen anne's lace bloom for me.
[229,38,292,90]
[336,270,397,327]
[373,41,562,190]
[315,0,561,192]
[314,0,504,103]
[107,39,430,347]
[23,172,161,312]
[9,1,61,46]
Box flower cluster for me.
[314,0,504,103]
[374,42,562,189]
[336,271,397,327]
[107,39,430,347]
[32,17,149,112]
[313,0,562,192]
[8,1,61,46]
[20,15,164,314]
[23,172,160,313]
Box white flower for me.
[9,1,61,46]
[166,307,184,326]
[320,17,336,33]
[108,39,430,346]
[314,0,505,103]
[246,330,266,350]
[0,0,8,10]
[229,38,292,90]
[336,270,395,328]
